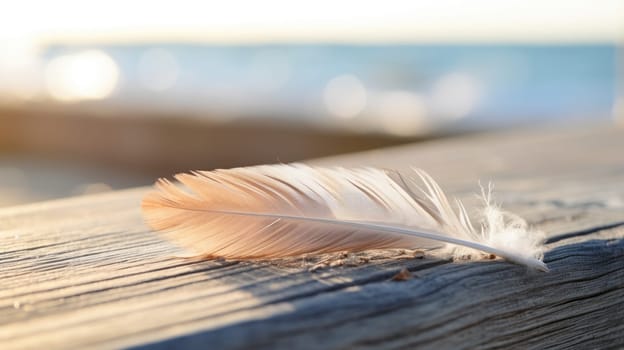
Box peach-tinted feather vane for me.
[141,164,547,271]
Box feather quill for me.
[141,164,547,271]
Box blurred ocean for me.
[41,44,618,133]
[1,43,619,207]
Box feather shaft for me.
[168,207,547,271]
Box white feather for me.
[141,163,547,271]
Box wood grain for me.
[1,123,623,349]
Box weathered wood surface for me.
[1,123,623,349]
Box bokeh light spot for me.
[430,72,483,121]
[377,90,428,136]
[44,50,119,102]
[138,48,179,92]
[323,74,367,119]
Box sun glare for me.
[1,1,622,45]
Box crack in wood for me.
[545,222,624,243]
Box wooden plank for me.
[1,123,623,349]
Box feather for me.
[141,164,547,271]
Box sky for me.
[1,0,623,46]
[1,0,622,112]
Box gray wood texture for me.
[1,123,623,349]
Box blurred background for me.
[1,0,623,207]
